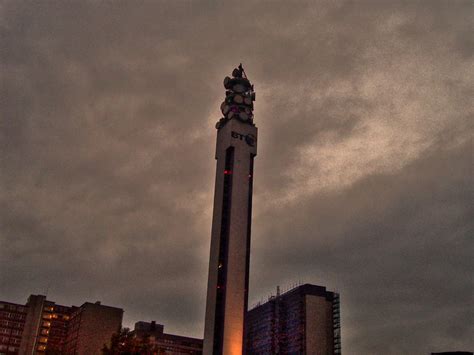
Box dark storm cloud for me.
[1,1,472,353]
[252,141,473,353]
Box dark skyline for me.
[1,1,472,354]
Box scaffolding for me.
[247,284,340,354]
[332,293,341,354]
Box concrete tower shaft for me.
[203,66,257,355]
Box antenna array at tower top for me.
[216,64,256,129]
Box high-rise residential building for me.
[18,295,72,354]
[245,284,341,355]
[63,301,123,355]
[132,321,203,354]
[203,65,257,355]
[0,301,26,354]
[0,295,122,355]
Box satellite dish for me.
[233,84,246,93]
[221,105,230,115]
[228,111,235,119]
[233,95,244,104]
[244,97,252,105]
[224,77,232,89]
[239,112,249,121]
[216,118,226,129]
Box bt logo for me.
[231,131,256,147]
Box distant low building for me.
[0,295,122,355]
[245,283,341,355]
[131,321,203,355]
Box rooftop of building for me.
[1,294,123,314]
[132,321,203,343]
[250,283,339,311]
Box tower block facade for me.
[204,66,257,355]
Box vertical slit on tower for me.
[213,146,234,355]
[243,154,255,354]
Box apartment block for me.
[245,284,341,355]
[0,295,122,355]
[132,321,203,354]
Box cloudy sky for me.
[1,1,473,353]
